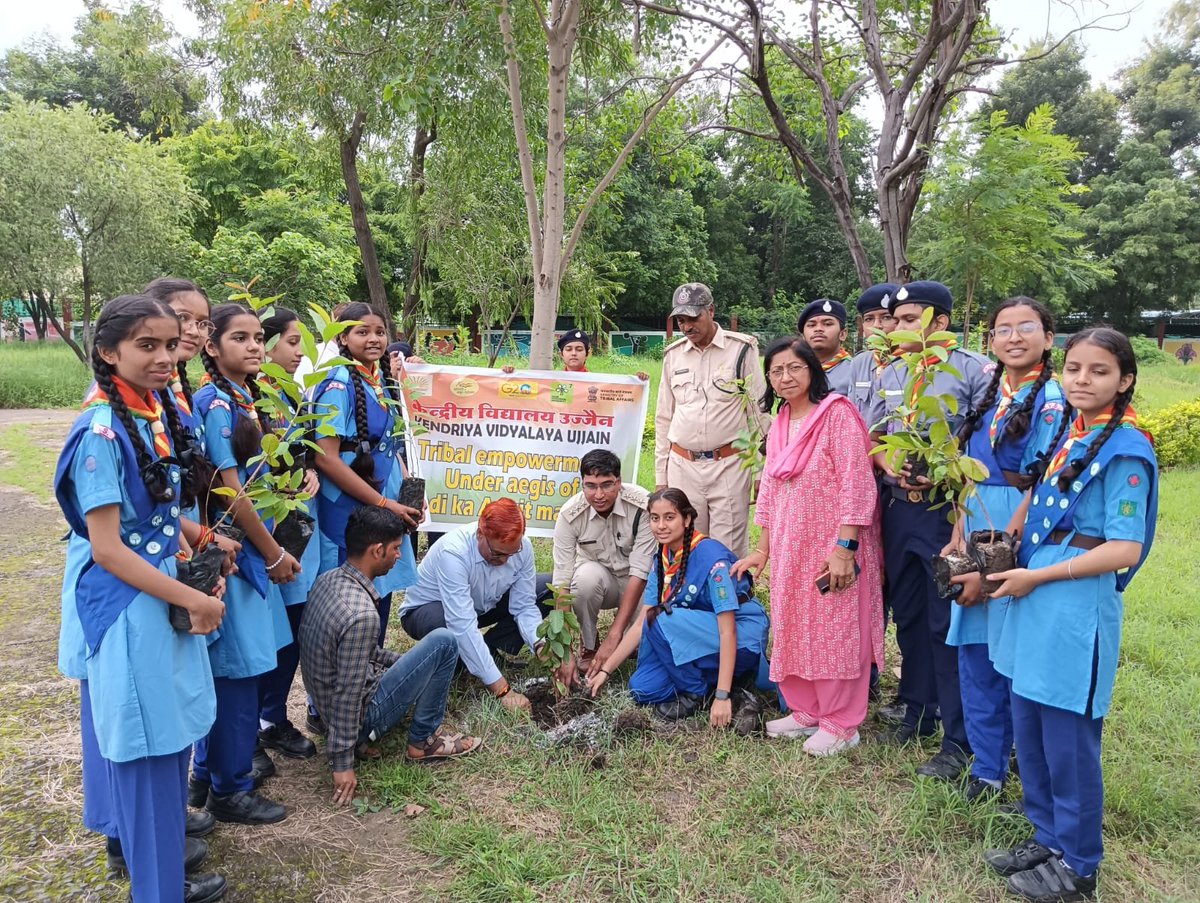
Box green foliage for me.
[1130,335,1174,366]
[534,585,580,697]
[1141,399,1200,468]
[1118,2,1200,153]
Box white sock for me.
[259,719,275,732]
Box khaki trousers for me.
[571,561,626,651]
[665,451,751,558]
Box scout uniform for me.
[847,283,899,420]
[655,283,769,558]
[552,484,657,651]
[866,281,994,766]
[797,297,853,397]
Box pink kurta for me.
[756,403,884,682]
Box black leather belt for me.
[1045,529,1104,550]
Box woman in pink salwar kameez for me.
[733,336,884,756]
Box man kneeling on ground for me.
[300,506,480,807]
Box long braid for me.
[1004,349,1055,443]
[175,365,193,408]
[346,365,379,489]
[159,387,217,511]
[958,362,1004,444]
[1056,387,1133,493]
[647,540,667,628]
[93,354,173,503]
[201,348,262,466]
[669,522,695,607]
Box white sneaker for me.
[802,729,860,757]
[765,714,819,739]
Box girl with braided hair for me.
[982,328,1157,903]
[191,303,294,827]
[313,303,420,645]
[54,294,227,902]
[943,297,1066,803]
[589,489,769,726]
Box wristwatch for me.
[835,538,859,552]
[714,689,731,701]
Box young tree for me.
[911,106,1109,337]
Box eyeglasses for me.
[480,532,517,561]
[767,363,808,381]
[177,313,214,337]
[582,479,619,494]
[989,321,1044,340]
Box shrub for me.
[1141,400,1200,468]
[1130,335,1174,367]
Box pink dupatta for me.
[765,393,867,481]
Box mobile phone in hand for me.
[815,562,861,595]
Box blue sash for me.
[1020,426,1158,590]
[313,366,400,546]
[970,381,1064,485]
[54,408,183,655]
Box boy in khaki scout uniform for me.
[552,450,657,679]
[654,283,769,558]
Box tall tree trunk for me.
[80,246,95,355]
[340,111,389,315]
[402,122,437,337]
[27,291,48,340]
[962,275,976,344]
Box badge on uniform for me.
[1118,499,1138,517]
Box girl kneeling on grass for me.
[55,294,226,903]
[190,303,297,826]
[589,488,769,727]
[979,328,1158,903]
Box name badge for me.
[855,381,871,388]
[673,368,690,375]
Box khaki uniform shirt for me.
[654,326,769,484]
[552,485,656,588]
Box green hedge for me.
[1142,399,1200,468]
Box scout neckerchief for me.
[1042,404,1139,487]
[168,367,192,417]
[354,360,386,403]
[199,372,261,426]
[83,377,172,458]
[660,530,707,604]
[988,363,1044,445]
[904,337,958,420]
[822,347,851,371]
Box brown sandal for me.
[406,729,482,762]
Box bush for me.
[0,343,92,408]
[1141,399,1200,468]
[1130,335,1174,367]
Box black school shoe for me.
[653,692,704,721]
[107,836,208,877]
[188,757,270,807]
[985,838,1055,877]
[259,720,317,759]
[1007,858,1097,902]
[206,789,288,825]
[963,776,1002,803]
[916,748,971,782]
[186,809,216,838]
[185,873,227,903]
[252,743,278,779]
[876,722,937,746]
[305,710,327,737]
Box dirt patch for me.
[524,681,595,729]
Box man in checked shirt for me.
[300,506,481,806]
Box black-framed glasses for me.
[480,532,517,561]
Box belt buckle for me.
[696,449,714,461]
[906,489,925,504]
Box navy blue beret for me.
[797,298,847,330]
[855,283,899,314]
[890,281,953,316]
[557,329,590,351]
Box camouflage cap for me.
[670,283,714,317]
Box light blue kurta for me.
[58,405,215,762]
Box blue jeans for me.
[360,629,458,747]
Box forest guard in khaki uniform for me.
[654,283,769,558]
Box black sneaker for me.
[999,797,1027,816]
[305,710,327,737]
[963,776,1002,803]
[916,748,971,782]
[188,777,211,809]
[730,689,763,737]
[1007,858,1097,902]
[184,872,227,903]
[186,809,216,838]
[206,790,288,826]
[876,701,906,724]
[985,838,1055,877]
[876,722,936,746]
[252,743,277,780]
[108,836,208,876]
[259,721,317,759]
[653,692,704,721]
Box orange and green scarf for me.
[198,372,260,423]
[822,348,852,371]
[988,364,1044,444]
[354,361,386,403]
[1043,405,1138,485]
[83,377,172,458]
[168,368,191,417]
[905,338,958,416]
[660,531,707,603]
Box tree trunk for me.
[402,122,437,337]
[340,111,389,315]
[80,247,95,355]
[962,275,976,344]
[27,291,48,340]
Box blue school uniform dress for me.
[313,363,418,635]
[257,386,323,728]
[867,344,994,753]
[191,378,288,795]
[55,390,215,903]
[629,536,770,704]
[946,374,1065,784]
[994,416,1157,877]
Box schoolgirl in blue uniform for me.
[190,303,296,826]
[984,328,1157,902]
[255,308,321,761]
[312,303,420,644]
[55,294,226,903]
[945,297,1065,803]
[588,489,770,726]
